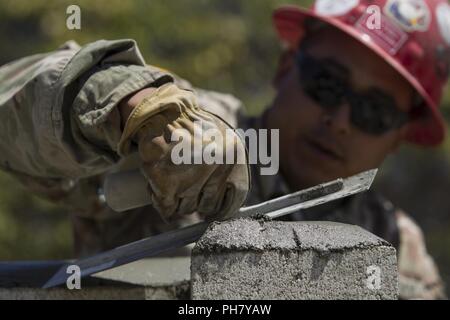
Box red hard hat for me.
[273,0,450,146]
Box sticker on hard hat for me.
[436,2,450,46]
[315,0,359,17]
[355,11,408,55]
[384,0,431,32]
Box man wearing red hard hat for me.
[258,0,449,299]
[272,0,449,146]
[0,0,448,299]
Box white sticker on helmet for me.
[436,2,450,46]
[315,0,360,17]
[384,0,431,32]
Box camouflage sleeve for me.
[0,39,173,180]
[396,210,447,299]
[171,74,243,128]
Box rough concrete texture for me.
[191,219,399,300]
[0,258,190,300]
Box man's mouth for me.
[305,137,345,162]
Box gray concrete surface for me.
[191,219,399,300]
[1,220,399,300]
[0,257,190,300]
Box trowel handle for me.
[103,169,152,212]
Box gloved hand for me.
[118,83,250,221]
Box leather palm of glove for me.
[118,83,250,221]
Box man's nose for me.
[322,103,352,136]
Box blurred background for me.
[0,0,449,294]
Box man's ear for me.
[273,49,297,89]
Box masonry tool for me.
[43,169,377,288]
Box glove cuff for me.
[117,83,197,156]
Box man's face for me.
[267,28,413,190]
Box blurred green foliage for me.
[0,0,316,113]
[0,0,316,260]
[0,0,449,293]
[0,173,71,259]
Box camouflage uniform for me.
[0,40,445,299]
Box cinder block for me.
[0,258,190,300]
[191,219,399,300]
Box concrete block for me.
[191,219,399,300]
[0,257,190,300]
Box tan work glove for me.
[118,83,250,221]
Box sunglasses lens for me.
[303,75,346,109]
[350,90,406,135]
[299,55,348,109]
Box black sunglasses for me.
[297,51,409,135]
